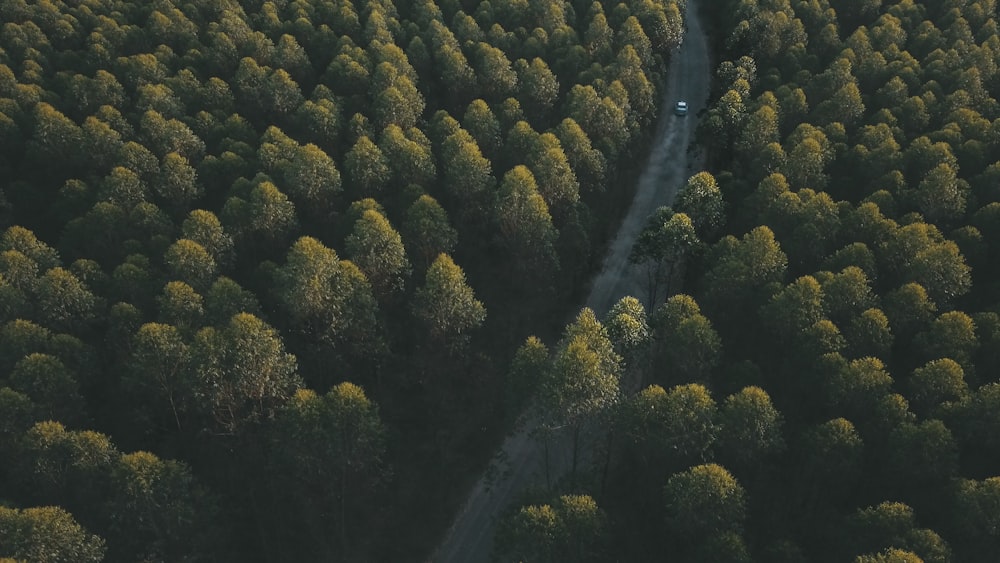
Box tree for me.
[495,165,560,287]
[205,277,261,325]
[8,353,85,426]
[761,275,825,349]
[181,210,235,269]
[283,143,343,212]
[495,503,558,563]
[126,323,192,431]
[630,208,700,308]
[345,209,410,301]
[883,283,937,341]
[623,383,718,472]
[495,494,608,563]
[517,57,559,120]
[540,309,621,482]
[411,254,485,351]
[275,237,382,358]
[462,99,502,159]
[914,311,979,375]
[0,506,105,563]
[34,267,97,333]
[474,42,517,100]
[701,226,788,326]
[855,549,925,563]
[554,118,606,198]
[909,358,969,418]
[951,477,1000,560]
[675,172,726,238]
[650,295,723,384]
[664,463,747,537]
[155,152,201,210]
[717,386,784,470]
[402,195,457,270]
[506,336,550,415]
[914,163,967,224]
[441,128,495,224]
[221,178,299,252]
[527,133,580,215]
[190,313,301,434]
[270,383,387,556]
[163,239,217,292]
[343,135,390,197]
[799,418,864,499]
[109,451,216,562]
[1,226,60,271]
[887,419,958,492]
[604,296,649,358]
[379,124,436,189]
[849,502,952,563]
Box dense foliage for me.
[0,0,683,560]
[498,0,1000,562]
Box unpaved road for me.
[430,3,711,561]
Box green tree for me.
[379,124,436,189]
[126,323,192,431]
[675,172,726,238]
[402,195,457,271]
[1,226,60,271]
[914,163,967,224]
[630,208,700,308]
[604,296,649,358]
[0,506,105,563]
[623,383,718,472]
[441,128,496,225]
[34,267,97,333]
[799,418,864,500]
[855,549,925,563]
[717,386,784,470]
[181,210,235,269]
[412,254,486,351]
[909,358,969,418]
[887,419,958,492]
[495,165,560,288]
[109,451,216,562]
[650,294,723,384]
[345,209,411,301]
[163,239,217,292]
[702,226,788,326]
[506,336,550,415]
[344,135,390,197]
[951,477,1000,560]
[8,352,85,425]
[270,383,387,556]
[849,502,952,563]
[664,463,747,537]
[539,308,620,481]
[155,152,201,210]
[190,313,301,435]
[462,99,502,160]
[495,494,608,563]
[554,118,606,198]
[517,57,559,121]
[276,237,381,355]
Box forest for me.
[0,0,999,562]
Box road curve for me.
[430,3,711,561]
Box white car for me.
[674,100,688,116]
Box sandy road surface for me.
[430,3,712,561]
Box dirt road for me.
[430,2,711,560]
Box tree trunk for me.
[544,437,552,491]
[571,423,581,488]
